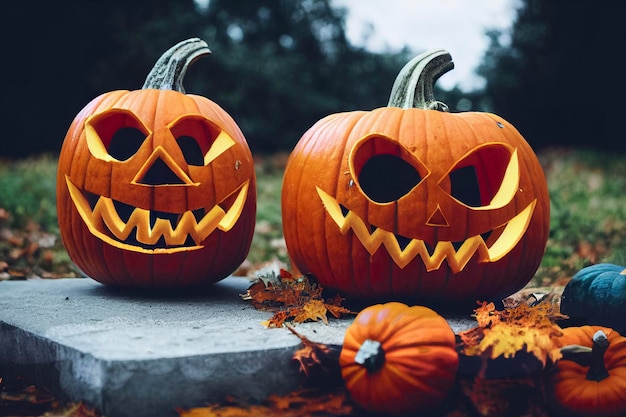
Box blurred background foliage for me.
[2,0,618,157]
[1,0,623,281]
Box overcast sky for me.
[332,0,519,91]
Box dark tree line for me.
[478,0,621,150]
[3,0,412,157]
[4,0,204,158]
[192,0,412,152]
[2,0,622,158]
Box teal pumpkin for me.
[560,263,626,333]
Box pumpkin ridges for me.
[302,117,344,291]
[322,113,371,294]
[380,362,447,400]
[344,354,457,413]
[340,303,458,414]
[383,327,457,351]
[554,325,618,347]
[379,312,452,340]
[561,264,626,333]
[123,245,154,286]
[351,303,446,346]
[349,368,408,414]
[353,111,399,296]
[67,91,132,192]
[550,326,626,417]
[606,343,626,367]
[282,50,549,302]
[601,386,626,417]
[384,348,458,383]
[553,367,626,416]
[455,114,513,299]
[347,361,445,414]
[57,39,255,287]
[390,110,428,297]
[371,317,449,350]
[283,111,364,292]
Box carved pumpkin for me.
[281,50,550,303]
[56,38,256,287]
[339,302,459,415]
[551,326,626,416]
[560,263,626,334]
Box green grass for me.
[534,147,626,285]
[248,153,290,266]
[0,154,59,233]
[1,148,625,285]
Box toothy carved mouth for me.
[317,187,536,272]
[66,176,249,253]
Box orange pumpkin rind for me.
[57,38,256,287]
[339,302,459,415]
[282,49,550,303]
[550,326,626,417]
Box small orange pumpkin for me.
[56,38,256,287]
[339,302,459,415]
[551,326,626,416]
[281,49,550,303]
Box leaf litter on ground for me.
[240,265,354,328]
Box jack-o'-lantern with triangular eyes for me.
[57,38,256,287]
[282,50,550,304]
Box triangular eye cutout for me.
[443,143,519,209]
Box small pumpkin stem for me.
[560,344,592,366]
[387,49,454,111]
[586,330,610,381]
[142,38,211,93]
[355,339,385,373]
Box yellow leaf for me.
[473,301,500,327]
[177,389,353,417]
[294,299,329,324]
[241,272,353,327]
[460,300,564,366]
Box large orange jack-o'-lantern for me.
[281,50,549,303]
[57,38,256,287]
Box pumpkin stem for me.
[354,339,385,373]
[142,38,211,93]
[387,49,454,111]
[586,329,610,381]
[560,344,592,366]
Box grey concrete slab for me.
[0,277,475,417]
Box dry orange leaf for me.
[43,402,101,417]
[287,326,343,386]
[241,269,353,327]
[460,300,564,366]
[176,389,353,417]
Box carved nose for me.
[426,206,449,227]
[133,146,195,186]
[139,157,186,185]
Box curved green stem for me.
[142,38,211,93]
[355,339,385,373]
[560,344,592,366]
[387,49,454,111]
[586,330,610,381]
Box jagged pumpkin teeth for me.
[282,49,550,302]
[66,177,248,250]
[318,186,534,270]
[56,38,256,287]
